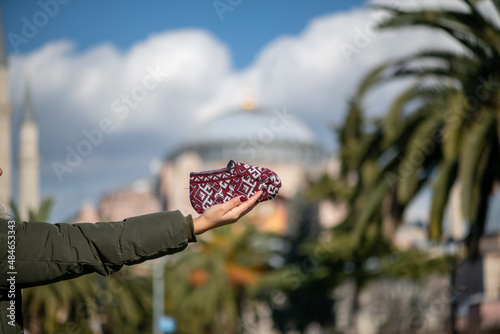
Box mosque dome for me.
[168,106,329,164]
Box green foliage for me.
[162,222,272,334]
[376,250,450,280]
[18,199,154,333]
[8,198,20,222]
[335,0,500,256]
[30,197,54,222]
[9,196,54,222]
[23,269,153,334]
[459,111,495,222]
[303,1,500,331]
[258,193,337,332]
[308,174,353,201]
[429,160,458,240]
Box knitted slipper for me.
[189,160,282,214]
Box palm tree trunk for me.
[347,263,363,334]
[382,191,402,244]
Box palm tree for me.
[23,274,98,334]
[257,193,337,333]
[23,266,153,334]
[370,0,500,255]
[336,74,458,246]
[324,0,500,265]
[314,0,500,331]
[309,171,450,333]
[162,221,272,334]
[97,269,153,334]
[17,199,153,333]
[10,197,54,222]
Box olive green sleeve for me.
[0,211,196,289]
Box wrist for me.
[193,216,209,235]
[185,214,198,242]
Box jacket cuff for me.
[185,214,197,243]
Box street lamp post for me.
[445,238,459,334]
[153,258,165,334]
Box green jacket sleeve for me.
[0,211,196,290]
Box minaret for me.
[18,78,40,220]
[0,16,12,204]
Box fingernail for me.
[240,196,247,202]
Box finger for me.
[226,191,263,217]
[222,191,262,212]
[239,200,259,217]
[245,191,262,206]
[222,194,247,213]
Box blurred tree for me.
[306,0,500,332]
[369,0,500,256]
[14,199,153,333]
[306,177,450,333]
[259,193,337,333]
[23,269,153,334]
[23,274,98,334]
[10,196,53,222]
[163,222,272,334]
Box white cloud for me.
[11,29,231,139]
[198,3,464,132]
[8,0,468,220]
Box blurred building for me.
[392,183,500,333]
[74,100,338,233]
[99,180,161,221]
[454,183,500,333]
[157,100,335,234]
[18,80,40,219]
[0,19,12,204]
[0,17,40,219]
[74,179,161,223]
[393,220,428,250]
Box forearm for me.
[0,211,196,289]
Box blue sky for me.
[1,0,457,222]
[3,0,366,69]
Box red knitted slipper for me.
[189,160,282,214]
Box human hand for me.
[193,191,263,235]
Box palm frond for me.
[352,179,389,246]
[355,63,391,99]
[9,199,20,221]
[441,92,467,161]
[459,112,495,221]
[30,197,54,222]
[397,113,443,204]
[382,85,418,146]
[492,0,500,20]
[429,160,458,240]
[375,6,497,58]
